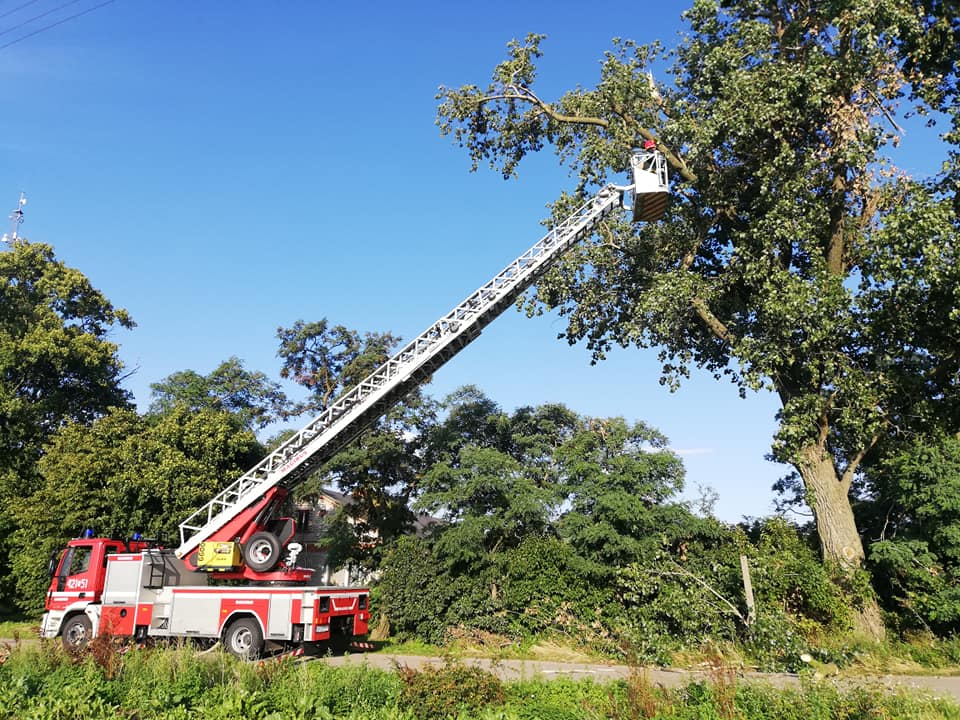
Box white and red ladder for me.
[177,151,668,561]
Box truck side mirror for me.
[47,550,61,579]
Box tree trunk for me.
[796,444,886,640]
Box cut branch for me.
[658,566,747,625]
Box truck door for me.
[49,544,96,609]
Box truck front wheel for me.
[62,614,92,651]
[224,618,263,660]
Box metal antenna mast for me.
[2,192,26,245]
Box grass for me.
[844,634,960,677]
[0,619,35,639]
[1,642,959,720]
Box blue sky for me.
[3,1,943,522]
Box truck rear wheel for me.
[224,618,263,660]
[62,614,92,651]
[243,532,281,572]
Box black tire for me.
[223,618,263,660]
[61,614,92,651]
[244,532,281,572]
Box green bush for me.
[380,535,615,648]
[612,517,862,670]
[397,660,503,719]
[506,678,610,720]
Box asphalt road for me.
[322,651,960,702]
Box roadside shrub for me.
[748,518,854,629]
[613,517,858,671]
[860,433,960,636]
[381,534,613,648]
[379,536,450,643]
[398,660,503,719]
[507,677,610,720]
[741,612,808,672]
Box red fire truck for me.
[40,149,668,658]
[43,537,368,658]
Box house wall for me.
[293,490,430,588]
[294,496,372,586]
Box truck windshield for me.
[68,547,91,575]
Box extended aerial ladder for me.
[175,149,669,580]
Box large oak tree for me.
[437,0,960,636]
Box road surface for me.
[322,651,960,702]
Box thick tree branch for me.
[827,168,847,274]
[482,89,609,128]
[840,431,881,492]
[691,297,735,345]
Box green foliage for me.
[492,536,610,639]
[418,390,568,543]
[506,678,610,720]
[420,444,555,563]
[895,634,960,668]
[397,660,504,720]
[383,388,698,649]
[381,387,865,666]
[0,240,134,482]
[277,318,400,414]
[614,517,855,670]
[279,317,429,572]
[310,395,435,572]
[2,644,959,720]
[0,240,133,613]
[557,417,687,575]
[380,534,615,646]
[861,433,960,634]
[0,644,403,720]
[378,536,450,643]
[149,356,290,429]
[747,519,854,629]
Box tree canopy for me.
[380,389,855,667]
[0,240,133,492]
[277,319,401,415]
[0,240,134,613]
[149,356,289,430]
[278,318,427,570]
